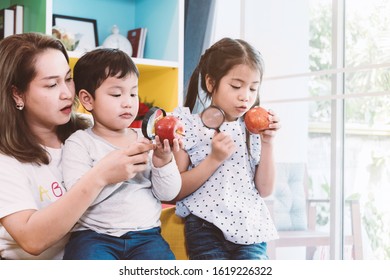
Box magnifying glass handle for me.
[215,128,221,133]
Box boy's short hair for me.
[73,48,139,97]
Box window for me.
[210,0,390,259]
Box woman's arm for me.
[0,143,153,256]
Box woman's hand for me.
[94,141,154,186]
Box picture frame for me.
[52,14,98,52]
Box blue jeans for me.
[184,214,268,260]
[63,227,175,260]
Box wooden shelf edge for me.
[68,51,178,69]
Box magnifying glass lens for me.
[201,106,225,130]
[141,107,166,139]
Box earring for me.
[16,103,24,110]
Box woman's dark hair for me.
[0,33,90,165]
[185,37,265,112]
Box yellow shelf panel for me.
[138,66,178,112]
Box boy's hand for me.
[152,135,183,167]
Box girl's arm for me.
[254,110,281,197]
[0,143,153,256]
[254,141,275,197]
[173,131,236,200]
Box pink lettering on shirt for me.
[51,181,63,197]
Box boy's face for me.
[90,73,139,130]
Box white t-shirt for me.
[0,147,69,260]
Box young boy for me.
[62,48,181,260]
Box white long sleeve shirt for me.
[62,128,181,237]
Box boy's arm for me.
[150,156,182,201]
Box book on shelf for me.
[10,4,23,34]
[0,8,14,40]
[127,27,147,58]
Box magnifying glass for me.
[141,106,166,140]
[200,105,225,132]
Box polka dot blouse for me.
[173,107,278,245]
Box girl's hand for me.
[209,131,236,163]
[152,135,183,167]
[261,109,281,143]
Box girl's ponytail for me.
[184,65,201,113]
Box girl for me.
[0,33,153,259]
[173,37,280,260]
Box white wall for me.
[210,0,310,163]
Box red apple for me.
[244,106,270,134]
[155,116,185,145]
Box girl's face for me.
[89,73,139,132]
[208,64,260,121]
[20,49,74,133]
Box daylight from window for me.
[211,0,390,259]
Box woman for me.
[0,33,153,259]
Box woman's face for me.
[22,49,75,133]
